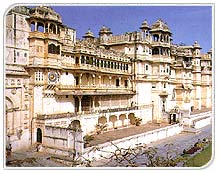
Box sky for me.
[51,5,211,53]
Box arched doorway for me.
[109,115,117,128]
[119,114,126,126]
[128,113,135,125]
[68,120,81,132]
[75,97,79,113]
[5,97,15,135]
[98,116,107,125]
[36,128,42,143]
[81,95,91,112]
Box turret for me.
[150,19,171,57]
[83,29,95,42]
[99,25,113,44]
[140,20,150,40]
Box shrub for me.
[95,123,108,135]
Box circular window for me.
[48,72,57,82]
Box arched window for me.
[96,59,100,67]
[153,34,159,42]
[111,62,113,69]
[48,44,56,54]
[56,45,60,54]
[45,23,49,32]
[36,128,42,143]
[31,22,35,32]
[126,64,128,71]
[49,23,56,34]
[152,48,159,55]
[37,22,44,32]
[107,61,110,68]
[81,56,85,64]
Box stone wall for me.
[193,116,212,129]
[43,126,83,156]
[83,124,183,160]
[183,111,212,127]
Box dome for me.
[83,29,95,38]
[29,6,62,23]
[99,25,112,35]
[140,20,150,30]
[193,41,201,49]
[150,19,171,33]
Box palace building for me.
[5,6,212,152]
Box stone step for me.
[182,127,201,134]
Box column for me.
[48,23,50,33]
[109,76,112,87]
[55,25,58,34]
[92,96,95,112]
[79,73,82,87]
[92,74,95,86]
[43,23,46,33]
[78,96,82,113]
[119,77,121,87]
[35,21,37,32]
[98,75,101,88]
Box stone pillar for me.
[43,23,46,33]
[78,96,82,113]
[92,74,95,86]
[98,75,101,87]
[119,77,121,87]
[55,25,58,34]
[109,76,112,87]
[92,96,95,112]
[67,130,83,157]
[79,73,82,86]
[35,21,37,32]
[48,23,50,33]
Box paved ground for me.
[5,124,212,168]
[89,122,169,146]
[93,124,212,167]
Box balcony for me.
[183,61,192,69]
[56,84,135,96]
[151,55,172,64]
[29,32,60,41]
[61,63,132,75]
[201,70,212,75]
[151,41,170,48]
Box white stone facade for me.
[4,6,212,152]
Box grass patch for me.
[184,143,212,167]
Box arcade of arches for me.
[97,113,136,129]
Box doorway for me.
[36,128,42,143]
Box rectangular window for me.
[124,80,128,88]
[116,79,120,87]
[111,62,113,68]
[75,76,79,85]
[126,64,128,71]
[152,83,156,88]
[14,50,16,63]
[35,71,43,81]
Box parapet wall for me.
[83,124,183,160]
